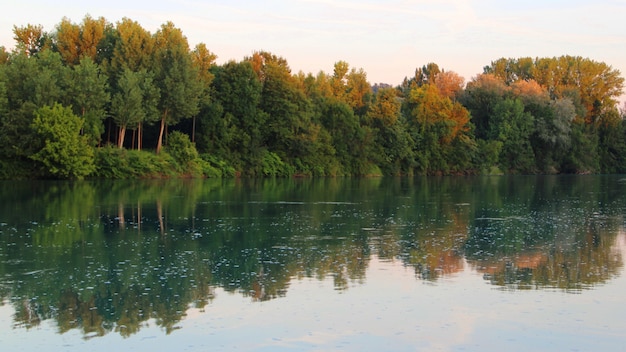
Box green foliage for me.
[65,57,110,145]
[197,61,264,169]
[30,104,95,179]
[165,131,199,166]
[261,150,295,177]
[200,154,236,177]
[597,111,626,174]
[319,99,365,175]
[94,146,179,178]
[1,16,625,178]
[489,98,535,173]
[531,98,575,173]
[562,122,599,173]
[152,21,202,154]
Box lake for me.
[0,176,625,351]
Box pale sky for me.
[1,0,625,98]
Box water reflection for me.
[0,176,624,337]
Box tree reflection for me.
[0,176,624,338]
[464,176,625,290]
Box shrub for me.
[30,104,95,179]
[166,131,199,167]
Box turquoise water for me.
[0,176,625,351]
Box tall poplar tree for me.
[152,22,201,154]
[66,57,110,145]
[110,68,160,149]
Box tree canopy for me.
[0,16,624,179]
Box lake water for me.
[0,176,625,351]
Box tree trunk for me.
[118,125,126,148]
[156,110,167,154]
[192,115,196,142]
[137,122,142,151]
[107,118,112,145]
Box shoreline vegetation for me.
[0,16,624,180]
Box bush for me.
[261,151,294,177]
[201,154,236,177]
[30,104,95,179]
[94,146,178,178]
[166,131,199,167]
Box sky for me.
[1,0,625,100]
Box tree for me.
[110,68,144,148]
[562,121,599,173]
[254,53,317,167]
[53,15,109,65]
[54,17,81,65]
[79,15,108,61]
[330,60,349,101]
[196,61,264,171]
[65,57,110,145]
[367,87,413,174]
[597,109,626,173]
[152,21,202,154]
[326,61,371,116]
[485,56,624,124]
[106,17,154,73]
[460,73,509,140]
[0,50,68,174]
[190,43,216,142]
[404,84,474,174]
[30,104,95,179]
[433,70,465,100]
[0,46,9,64]
[345,67,372,116]
[488,98,535,173]
[531,98,575,172]
[13,24,50,57]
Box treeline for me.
[0,16,624,179]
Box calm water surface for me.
[0,176,625,351]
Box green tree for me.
[319,99,364,175]
[246,51,321,174]
[110,68,145,148]
[197,61,264,171]
[65,57,110,145]
[488,98,535,173]
[367,87,413,175]
[0,50,68,177]
[562,121,599,173]
[30,104,95,179]
[190,42,216,142]
[531,98,576,172]
[597,109,626,173]
[152,22,202,154]
[460,73,509,140]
